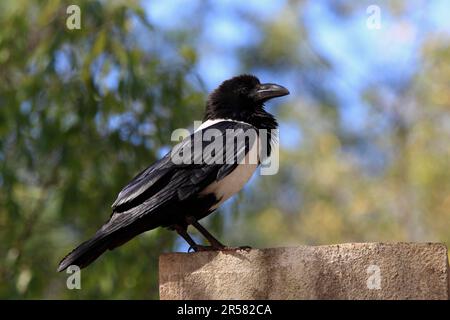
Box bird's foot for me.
[188,244,252,253]
[222,245,252,252]
[188,245,218,252]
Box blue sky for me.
[143,0,450,134]
[54,0,450,132]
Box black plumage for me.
[57,74,289,271]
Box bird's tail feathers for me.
[57,217,153,272]
[57,230,112,272]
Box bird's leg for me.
[172,224,216,252]
[186,217,252,252]
[186,216,251,251]
[186,217,225,249]
[173,224,197,248]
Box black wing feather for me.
[111,121,256,216]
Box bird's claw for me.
[222,245,252,252]
[187,244,252,253]
[188,245,217,252]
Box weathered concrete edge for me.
[159,242,450,300]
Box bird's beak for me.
[252,83,290,102]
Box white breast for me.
[201,162,257,210]
[196,118,260,210]
[200,133,259,210]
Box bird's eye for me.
[238,87,249,95]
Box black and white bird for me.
[57,74,289,271]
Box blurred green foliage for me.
[233,3,450,252]
[1,0,450,299]
[0,0,205,299]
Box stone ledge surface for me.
[159,242,450,300]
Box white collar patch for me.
[195,119,251,132]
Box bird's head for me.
[204,74,289,123]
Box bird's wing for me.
[110,121,257,215]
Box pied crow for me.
[57,74,289,271]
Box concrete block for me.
[159,243,449,300]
